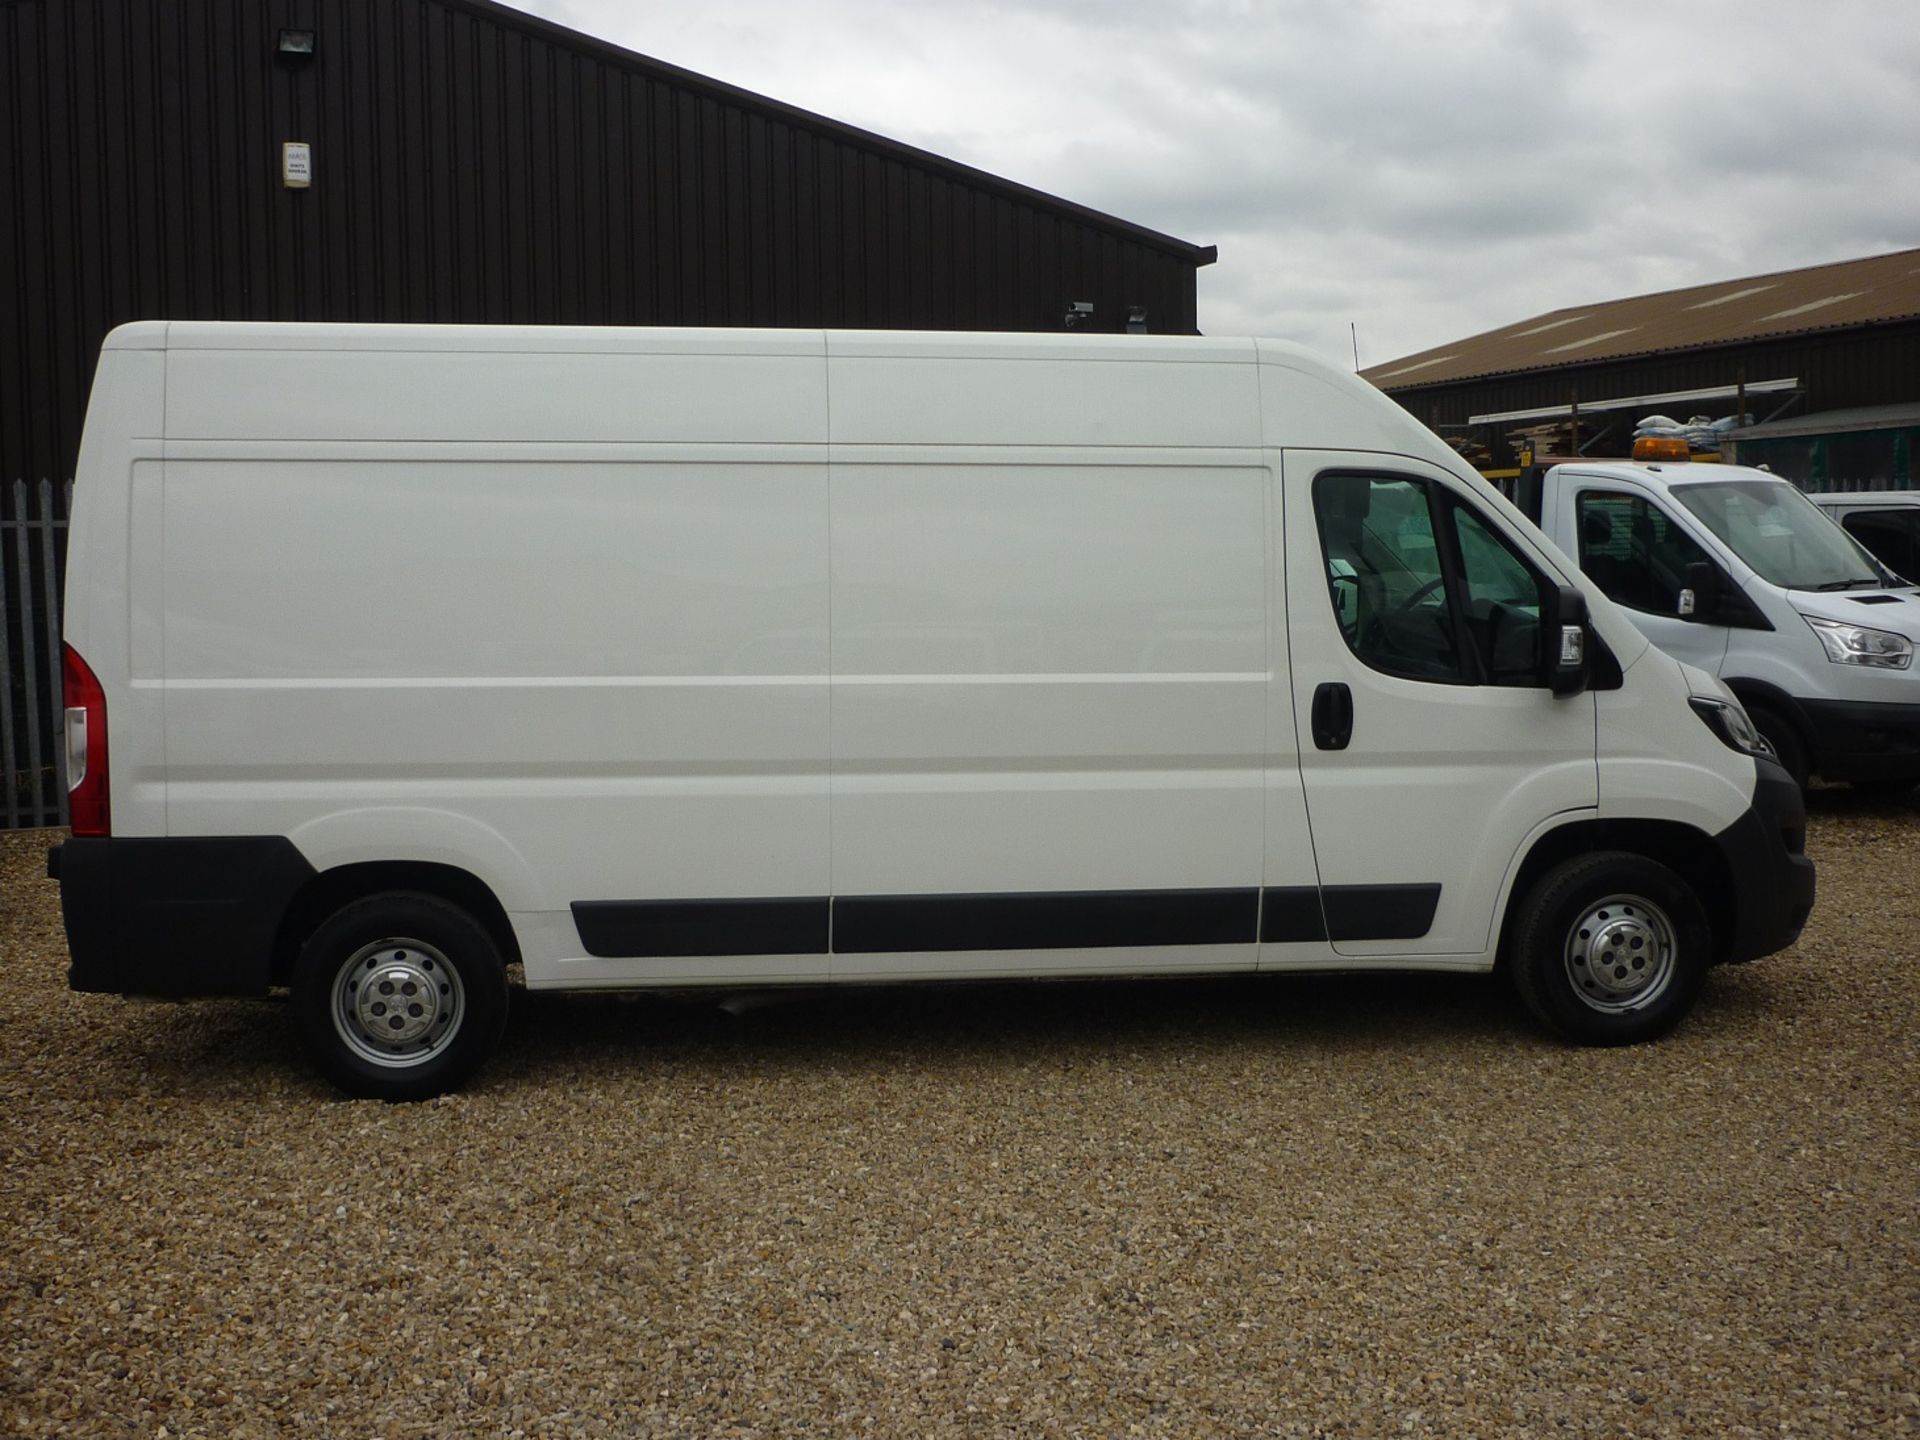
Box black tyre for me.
[292,891,509,1101]
[1508,852,1711,1046]
[1748,705,1808,793]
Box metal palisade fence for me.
[3,479,72,830]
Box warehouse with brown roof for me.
[1362,249,1920,490]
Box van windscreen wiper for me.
[1811,577,1885,591]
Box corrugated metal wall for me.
[0,0,1212,486]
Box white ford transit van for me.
[49,324,1814,1099]
[1523,454,1920,793]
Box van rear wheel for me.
[292,891,509,1101]
[1508,852,1710,1045]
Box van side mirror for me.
[1678,561,1720,621]
[1546,584,1590,698]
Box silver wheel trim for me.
[1563,893,1679,1014]
[330,937,465,1069]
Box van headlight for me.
[1688,696,1775,758]
[1801,616,1913,669]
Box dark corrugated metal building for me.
[1362,250,1920,489]
[0,0,1218,488]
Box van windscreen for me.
[1671,479,1897,591]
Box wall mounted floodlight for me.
[277,29,316,61]
[1064,301,1095,330]
[1126,307,1148,334]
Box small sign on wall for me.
[282,142,312,188]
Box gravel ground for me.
[2,798,1917,1438]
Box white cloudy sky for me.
[506,0,1920,368]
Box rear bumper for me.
[48,837,316,996]
[1711,755,1816,964]
[1798,697,1920,783]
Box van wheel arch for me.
[271,861,521,986]
[1498,819,1734,970]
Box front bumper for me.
[1798,697,1920,783]
[48,837,316,996]
[1711,754,1816,964]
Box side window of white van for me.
[1314,474,1463,683]
[1314,473,1551,687]
[1451,504,1549,686]
[1576,491,1714,615]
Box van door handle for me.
[1311,682,1353,750]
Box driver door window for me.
[1576,491,1713,615]
[1313,474,1463,683]
[1314,472,1554,687]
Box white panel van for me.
[49,324,1814,1098]
[1525,456,1920,793]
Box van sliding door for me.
[827,455,1269,976]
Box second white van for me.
[49,324,1814,1098]
[1521,450,1920,794]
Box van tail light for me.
[63,643,110,836]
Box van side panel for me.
[163,347,823,446]
[829,355,1261,449]
[826,453,1268,976]
[817,341,1267,976]
[1257,451,1339,970]
[158,449,830,983]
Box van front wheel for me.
[1508,852,1710,1045]
[292,892,509,1101]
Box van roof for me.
[118,321,1462,467]
[109,320,1395,380]
[111,321,1289,365]
[1549,459,1787,486]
